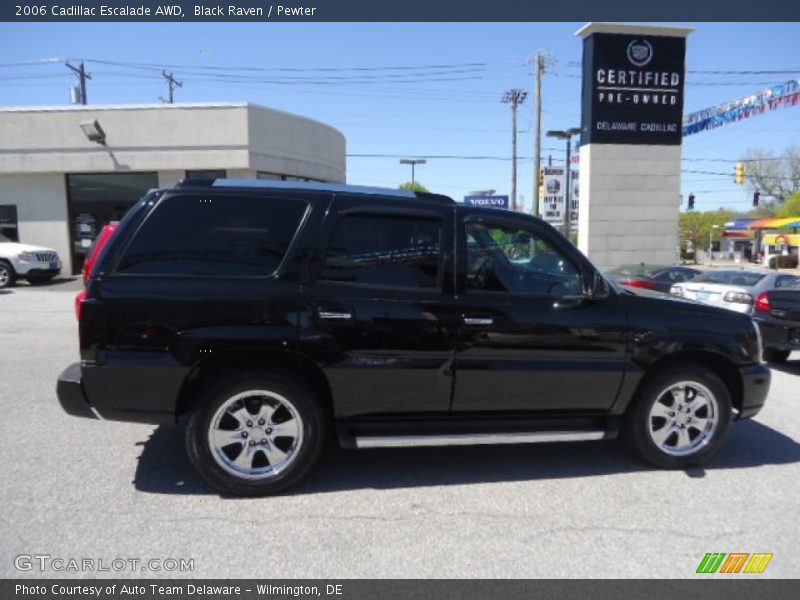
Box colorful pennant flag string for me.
[682,79,800,137]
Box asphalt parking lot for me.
[1,278,798,578]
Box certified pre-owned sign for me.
[581,32,687,145]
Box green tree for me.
[776,191,800,218]
[399,181,429,193]
[680,208,736,258]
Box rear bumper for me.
[56,356,185,424]
[56,363,98,419]
[737,363,771,420]
[754,317,800,351]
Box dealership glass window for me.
[320,214,441,289]
[66,172,159,274]
[0,205,19,242]
[465,222,580,296]
[117,194,307,277]
[185,169,227,180]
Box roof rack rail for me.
[173,178,455,204]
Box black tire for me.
[622,364,732,469]
[0,260,16,289]
[185,371,325,496]
[764,348,791,363]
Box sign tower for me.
[576,23,693,268]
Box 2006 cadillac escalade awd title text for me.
[57,180,771,496]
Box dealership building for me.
[0,102,346,273]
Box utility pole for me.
[533,54,544,216]
[530,52,552,217]
[66,61,91,105]
[161,71,183,104]
[503,89,527,212]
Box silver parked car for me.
[670,269,800,314]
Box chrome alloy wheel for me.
[208,390,304,480]
[648,381,719,457]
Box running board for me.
[354,430,607,449]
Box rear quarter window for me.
[117,194,307,277]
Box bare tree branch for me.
[743,146,800,202]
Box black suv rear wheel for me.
[185,371,324,496]
[623,365,732,469]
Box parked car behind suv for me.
[606,264,700,293]
[0,232,62,288]
[56,180,771,496]
[670,269,799,314]
[753,279,800,363]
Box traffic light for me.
[735,161,746,185]
[753,191,760,207]
[687,193,695,210]
[539,169,544,186]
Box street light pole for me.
[503,89,527,212]
[709,225,720,261]
[400,159,427,185]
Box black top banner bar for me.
[2,0,799,21]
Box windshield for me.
[0,233,12,243]
[691,271,766,286]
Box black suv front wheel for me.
[623,365,732,469]
[185,372,324,496]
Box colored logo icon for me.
[696,553,773,574]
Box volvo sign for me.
[464,195,510,209]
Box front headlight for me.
[17,251,35,262]
[670,285,683,296]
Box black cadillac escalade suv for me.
[57,180,771,496]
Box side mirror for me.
[581,268,610,301]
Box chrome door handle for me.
[463,316,493,326]
[318,310,354,321]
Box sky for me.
[1,21,798,214]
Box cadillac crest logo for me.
[627,39,654,67]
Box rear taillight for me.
[723,291,753,304]
[82,223,118,285]
[619,279,657,289]
[755,292,771,313]
[75,289,88,321]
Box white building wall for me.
[578,144,681,270]
[0,103,346,276]
[0,174,71,272]
[248,105,346,182]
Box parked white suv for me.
[0,233,62,288]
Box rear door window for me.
[117,194,307,276]
[320,213,442,289]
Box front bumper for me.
[56,363,98,419]
[737,363,771,420]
